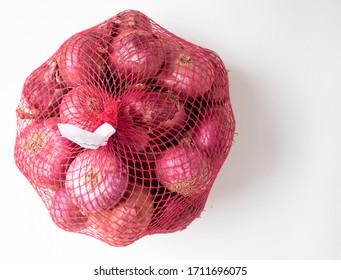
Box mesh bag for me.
[14,10,236,246]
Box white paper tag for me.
[57,122,116,149]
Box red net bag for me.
[14,10,236,246]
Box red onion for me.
[58,33,108,87]
[156,46,215,100]
[90,186,153,246]
[193,107,234,159]
[204,49,229,103]
[120,86,187,137]
[152,193,206,233]
[59,85,118,132]
[96,10,152,39]
[155,145,211,196]
[22,59,68,118]
[108,29,165,83]
[50,188,88,231]
[65,147,129,213]
[14,118,79,187]
[111,10,152,32]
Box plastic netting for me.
[14,10,236,246]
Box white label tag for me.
[57,122,116,149]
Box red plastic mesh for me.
[14,10,236,247]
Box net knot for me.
[98,99,120,129]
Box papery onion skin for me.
[155,145,211,196]
[22,59,68,118]
[111,10,152,32]
[120,86,187,137]
[204,49,230,103]
[90,186,153,247]
[156,46,215,100]
[192,106,235,167]
[65,147,129,213]
[97,10,152,38]
[151,192,206,233]
[14,117,80,187]
[108,30,165,84]
[58,33,108,87]
[50,188,88,231]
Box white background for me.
[1,0,341,262]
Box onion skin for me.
[204,49,230,103]
[58,33,108,87]
[155,145,211,196]
[14,118,80,187]
[22,59,68,117]
[108,30,165,84]
[16,106,45,120]
[116,86,188,184]
[151,193,206,233]
[193,108,233,156]
[97,10,152,38]
[110,10,152,32]
[59,85,117,132]
[50,188,88,231]
[90,186,153,247]
[156,46,215,100]
[65,147,129,213]
[120,86,187,137]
